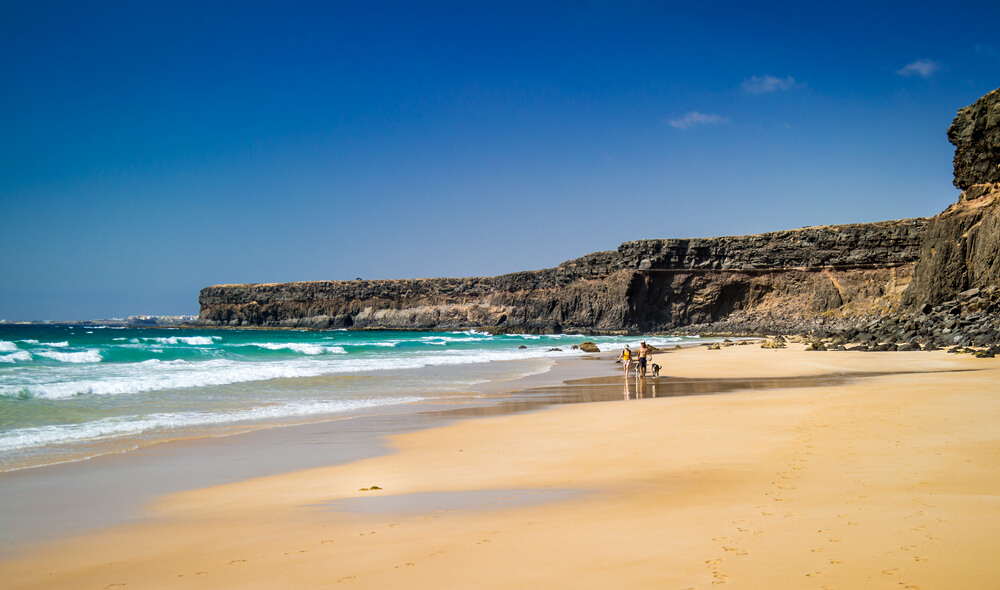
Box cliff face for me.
[199,219,927,333]
[901,183,1000,307]
[903,88,1000,307]
[198,87,1000,336]
[948,88,1000,190]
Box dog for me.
[650,363,661,378]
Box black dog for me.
[650,363,661,378]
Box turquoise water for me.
[0,325,705,471]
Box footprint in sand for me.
[722,546,740,553]
[805,572,823,577]
[477,539,492,545]
[712,537,730,543]
[196,572,208,576]
[394,562,416,569]
[321,540,336,545]
[914,556,930,562]
[829,559,844,565]
[389,523,401,528]
[104,585,126,589]
[882,568,901,575]
[705,558,724,566]
[337,576,356,583]
[228,560,246,566]
[811,548,825,553]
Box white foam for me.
[248,342,345,355]
[144,336,217,346]
[19,339,40,344]
[3,340,585,400]
[0,351,32,363]
[32,349,102,363]
[0,395,425,453]
[44,341,69,348]
[0,341,18,352]
[421,334,492,343]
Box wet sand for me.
[2,344,1000,589]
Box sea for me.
[0,325,708,473]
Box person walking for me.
[638,341,651,378]
[617,345,632,377]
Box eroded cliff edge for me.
[198,218,928,334]
[198,87,1000,338]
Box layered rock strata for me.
[199,219,927,333]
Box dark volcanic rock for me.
[949,88,1000,189]
[199,220,927,334]
[901,183,1000,307]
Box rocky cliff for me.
[198,87,1000,338]
[198,218,927,333]
[901,88,1000,307]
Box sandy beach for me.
[3,343,1000,589]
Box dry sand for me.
[3,344,1000,589]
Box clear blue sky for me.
[2,1,998,321]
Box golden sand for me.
[3,344,999,589]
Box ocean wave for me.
[32,349,103,363]
[0,351,32,363]
[3,343,583,400]
[18,339,40,344]
[421,335,493,344]
[144,336,218,346]
[247,342,347,355]
[0,395,425,453]
[0,341,18,352]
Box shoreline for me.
[3,345,999,588]
[0,351,618,551]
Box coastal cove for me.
[2,343,998,589]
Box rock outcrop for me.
[198,87,1000,343]
[901,183,1000,307]
[949,88,1000,189]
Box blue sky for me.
[2,1,998,321]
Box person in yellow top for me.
[617,344,632,376]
